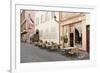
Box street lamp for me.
[54,16,60,45]
[54,16,57,20]
[54,16,60,23]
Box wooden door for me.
[86,25,90,53]
[70,33,74,47]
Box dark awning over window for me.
[21,31,27,35]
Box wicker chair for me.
[41,41,47,49]
[68,47,79,56]
[45,42,51,50]
[49,42,57,51]
[38,40,43,47]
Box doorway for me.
[86,25,90,53]
[70,33,74,47]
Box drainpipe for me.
[54,14,61,45]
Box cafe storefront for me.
[60,13,90,53]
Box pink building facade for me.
[21,10,35,43]
[59,12,90,53]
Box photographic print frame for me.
[11,0,96,73]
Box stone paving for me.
[21,43,89,63]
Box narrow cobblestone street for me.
[21,43,89,63]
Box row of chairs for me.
[34,40,60,51]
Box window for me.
[51,12,55,19]
[45,12,48,22]
[41,14,45,23]
[41,15,43,23]
[36,18,39,25]
[75,22,82,48]
[45,12,50,21]
[20,10,25,24]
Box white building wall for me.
[34,11,59,44]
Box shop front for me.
[60,13,90,53]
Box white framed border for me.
[11,1,96,73]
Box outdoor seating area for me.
[33,40,60,51]
[32,40,81,58]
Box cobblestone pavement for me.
[21,43,89,63]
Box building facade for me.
[20,10,90,53]
[34,11,60,44]
[21,10,35,43]
[59,12,90,53]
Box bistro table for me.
[61,47,77,55]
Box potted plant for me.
[61,33,68,48]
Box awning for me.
[21,30,27,35]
